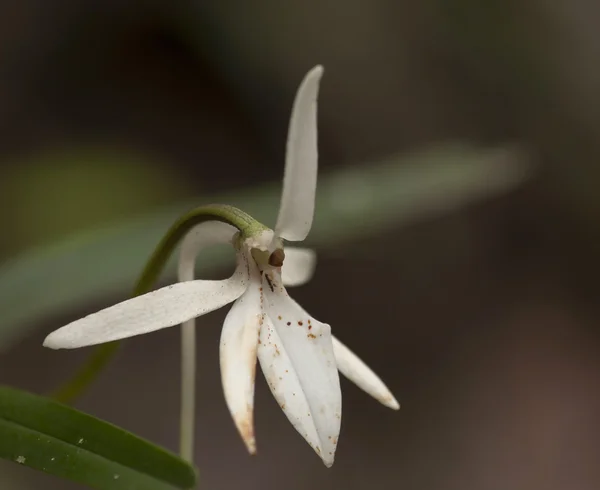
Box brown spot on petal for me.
[307,333,317,339]
[286,322,291,326]
[277,315,282,320]
[298,321,303,326]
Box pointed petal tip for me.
[374,391,400,410]
[321,450,335,468]
[242,435,257,455]
[303,65,324,94]
[43,329,99,350]
[386,396,401,411]
[42,332,65,350]
[314,437,337,468]
[332,336,400,410]
[310,65,324,78]
[42,337,54,349]
[233,413,257,455]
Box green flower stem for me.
[52,204,266,404]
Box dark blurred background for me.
[1,1,600,489]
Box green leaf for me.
[0,147,180,251]
[0,144,531,348]
[0,386,196,490]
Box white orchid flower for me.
[44,66,398,467]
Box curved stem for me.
[52,205,266,404]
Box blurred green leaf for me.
[0,147,182,251]
[0,386,196,490]
[0,144,531,348]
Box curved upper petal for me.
[281,247,317,287]
[178,221,237,282]
[333,336,399,410]
[257,271,341,467]
[44,254,249,349]
[219,259,262,454]
[274,66,323,242]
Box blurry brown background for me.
[1,1,600,489]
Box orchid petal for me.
[275,65,323,242]
[281,247,317,287]
[177,220,237,461]
[44,255,249,349]
[257,272,341,467]
[178,221,237,282]
[333,337,400,410]
[219,259,262,454]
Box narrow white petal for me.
[333,337,400,410]
[219,270,262,454]
[178,221,237,282]
[44,257,249,349]
[275,65,323,242]
[257,271,341,467]
[178,220,237,461]
[281,247,317,287]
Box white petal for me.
[178,221,237,282]
[257,272,341,467]
[333,337,400,410]
[219,265,262,454]
[44,256,249,349]
[177,220,237,461]
[275,65,323,242]
[281,247,317,287]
